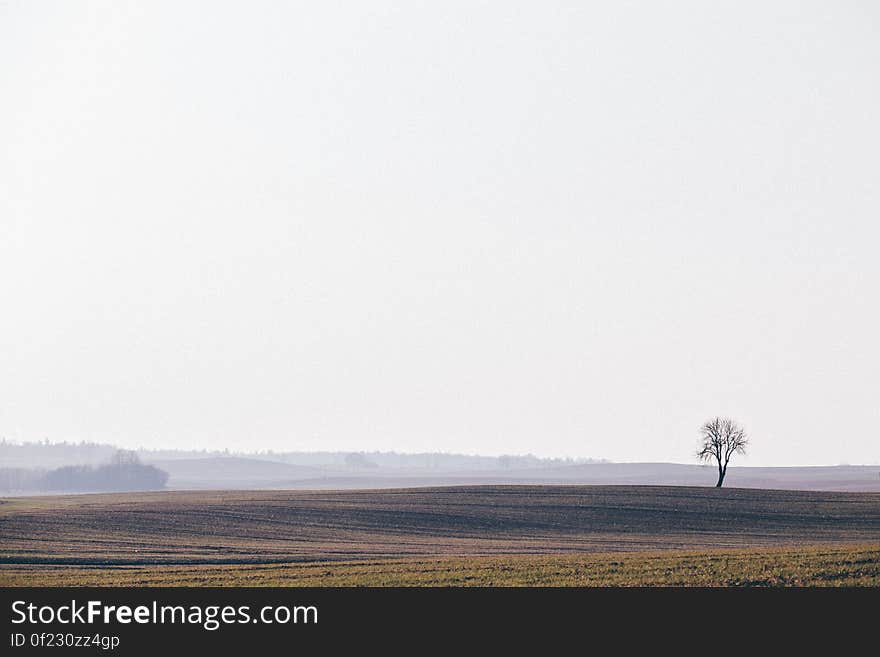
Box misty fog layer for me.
[2,441,877,495]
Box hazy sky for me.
[2,2,878,465]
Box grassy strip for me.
[2,544,878,587]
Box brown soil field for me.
[2,486,878,585]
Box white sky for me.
[1,1,878,465]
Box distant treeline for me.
[1,440,605,471]
[0,450,168,493]
[1,440,119,469]
[249,451,605,470]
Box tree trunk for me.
[716,465,725,487]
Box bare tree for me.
[697,417,748,487]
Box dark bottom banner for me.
[2,587,876,654]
